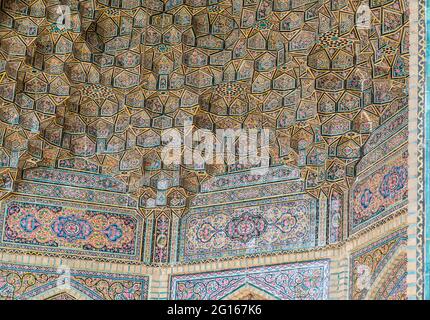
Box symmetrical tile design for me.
[0,262,149,300]
[0,196,144,261]
[180,194,317,262]
[170,260,330,300]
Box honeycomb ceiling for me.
[0,0,408,212]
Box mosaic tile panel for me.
[200,165,300,193]
[180,195,317,262]
[15,181,138,208]
[23,168,128,193]
[191,180,305,208]
[350,150,408,233]
[170,260,330,300]
[356,126,407,175]
[0,263,149,300]
[0,196,144,261]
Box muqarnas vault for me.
[0,0,425,300]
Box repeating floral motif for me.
[0,197,143,261]
[350,150,408,233]
[180,196,316,262]
[23,168,127,193]
[0,263,149,300]
[191,180,305,207]
[170,260,330,300]
[225,212,267,243]
[363,109,408,155]
[15,181,137,208]
[153,213,171,263]
[200,166,300,193]
[356,127,407,175]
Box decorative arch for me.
[222,284,274,300]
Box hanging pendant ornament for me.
[356,1,371,29]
